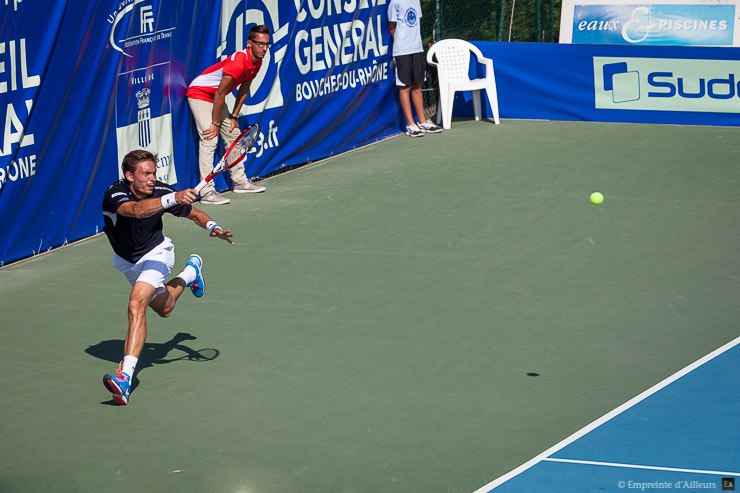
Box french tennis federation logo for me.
[107,0,176,58]
[405,8,418,27]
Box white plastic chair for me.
[426,39,500,129]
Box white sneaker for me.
[418,121,442,133]
[405,124,424,138]
[233,180,266,194]
[200,191,230,205]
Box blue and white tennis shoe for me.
[419,121,443,133]
[103,362,131,405]
[186,254,205,297]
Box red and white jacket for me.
[186,50,262,102]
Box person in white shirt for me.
[387,0,442,137]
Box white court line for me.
[472,335,740,493]
[543,458,740,478]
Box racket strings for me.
[224,144,247,167]
[225,131,257,166]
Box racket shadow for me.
[86,331,220,393]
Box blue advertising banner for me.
[459,41,740,126]
[0,0,398,265]
[571,4,734,45]
[0,1,119,265]
[560,0,740,46]
[234,0,397,179]
[5,1,738,265]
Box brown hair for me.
[249,25,271,39]
[121,149,157,182]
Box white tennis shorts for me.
[113,237,175,296]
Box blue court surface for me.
[475,337,740,493]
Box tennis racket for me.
[194,123,260,193]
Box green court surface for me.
[1,120,739,492]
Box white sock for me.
[177,264,197,286]
[123,355,138,378]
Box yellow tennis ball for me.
[590,192,604,205]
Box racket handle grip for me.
[194,180,208,193]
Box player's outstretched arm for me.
[188,207,235,245]
[117,189,198,219]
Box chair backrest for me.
[427,39,475,83]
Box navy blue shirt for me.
[102,180,192,263]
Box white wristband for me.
[160,192,177,209]
[206,221,219,233]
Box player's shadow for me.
[85,332,220,404]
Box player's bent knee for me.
[149,294,174,318]
[155,307,173,318]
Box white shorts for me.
[113,237,175,297]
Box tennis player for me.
[101,149,234,405]
[186,25,272,205]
